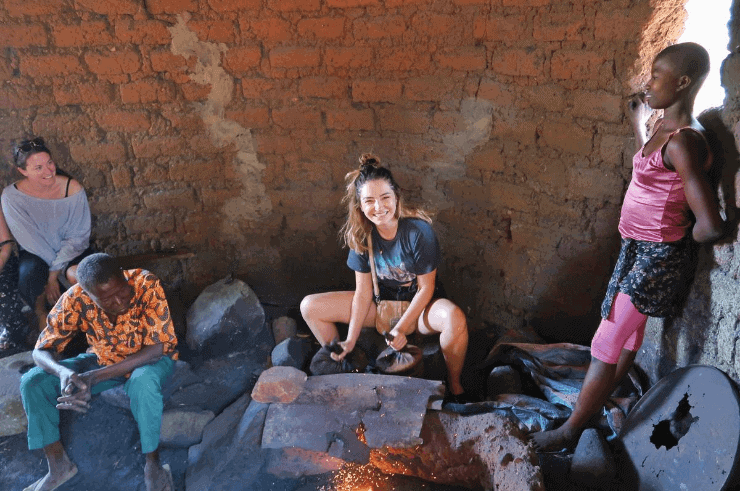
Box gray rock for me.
[570,428,616,488]
[160,407,215,448]
[271,337,310,369]
[0,351,35,437]
[186,399,270,491]
[272,316,297,345]
[251,366,307,404]
[166,350,268,414]
[186,277,270,358]
[487,365,522,399]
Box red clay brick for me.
[110,167,133,189]
[120,79,176,104]
[327,0,380,7]
[90,192,138,214]
[95,109,150,132]
[223,46,262,75]
[378,107,431,134]
[145,0,197,14]
[143,188,197,211]
[272,107,322,129]
[150,51,187,73]
[571,90,621,122]
[6,0,64,17]
[534,11,586,41]
[256,135,296,154]
[74,0,139,15]
[32,112,95,138]
[0,84,54,109]
[0,24,48,48]
[269,47,320,68]
[169,159,223,182]
[225,107,271,128]
[410,13,457,37]
[133,163,169,186]
[477,79,515,106]
[297,17,345,40]
[21,55,83,78]
[132,136,187,158]
[352,81,402,103]
[551,50,604,80]
[200,187,243,209]
[326,108,374,131]
[540,121,593,155]
[85,51,140,75]
[432,111,465,133]
[466,145,505,173]
[115,19,171,45]
[404,77,456,101]
[325,47,373,68]
[473,15,529,41]
[436,48,487,71]
[69,141,127,163]
[187,20,236,44]
[54,82,115,106]
[241,78,277,98]
[595,10,641,41]
[376,48,431,72]
[354,16,405,39]
[451,0,487,4]
[53,22,113,47]
[246,17,292,43]
[267,0,320,11]
[207,0,261,11]
[298,77,348,98]
[491,48,544,77]
[181,82,212,101]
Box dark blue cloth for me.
[347,218,441,289]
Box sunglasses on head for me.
[16,137,46,155]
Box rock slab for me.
[570,428,616,489]
[186,277,269,358]
[0,351,35,437]
[251,366,307,404]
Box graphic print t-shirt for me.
[347,218,441,288]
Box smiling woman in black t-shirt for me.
[300,154,472,403]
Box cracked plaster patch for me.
[168,14,271,234]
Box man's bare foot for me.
[144,462,173,491]
[23,463,78,491]
[529,426,580,452]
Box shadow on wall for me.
[527,239,622,347]
[637,108,740,384]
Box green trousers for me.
[20,353,174,454]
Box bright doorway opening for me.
[678,0,732,113]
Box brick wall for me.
[2,0,727,346]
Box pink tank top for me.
[618,126,711,243]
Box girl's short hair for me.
[12,137,52,169]
[655,42,710,87]
[339,153,431,254]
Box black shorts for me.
[377,280,446,302]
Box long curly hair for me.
[340,153,431,254]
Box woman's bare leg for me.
[300,291,375,345]
[418,299,468,396]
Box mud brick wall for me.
[1,0,738,366]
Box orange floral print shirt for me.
[36,269,178,366]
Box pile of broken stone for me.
[0,277,544,491]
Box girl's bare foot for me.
[529,425,580,452]
[23,463,77,491]
[144,462,173,491]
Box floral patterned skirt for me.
[601,236,698,319]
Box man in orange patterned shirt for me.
[20,253,178,491]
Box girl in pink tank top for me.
[531,43,725,453]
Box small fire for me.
[331,463,390,491]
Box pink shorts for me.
[591,292,648,364]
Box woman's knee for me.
[426,300,467,334]
[127,366,163,398]
[300,294,318,321]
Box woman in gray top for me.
[2,137,92,333]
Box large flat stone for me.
[262,374,444,451]
[0,351,35,437]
